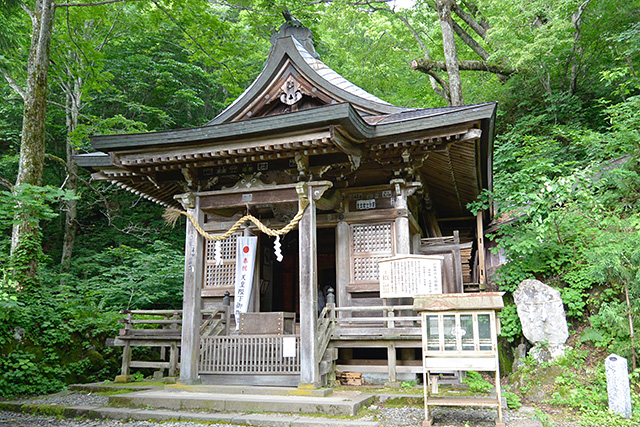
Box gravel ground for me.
[17,391,109,407]
[0,391,582,427]
[0,412,243,427]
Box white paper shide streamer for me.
[214,240,223,266]
[274,235,283,262]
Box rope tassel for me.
[162,208,183,227]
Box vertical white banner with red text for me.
[234,236,257,328]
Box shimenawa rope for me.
[162,197,310,241]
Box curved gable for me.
[209,24,407,125]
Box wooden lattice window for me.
[203,234,239,288]
[350,222,394,283]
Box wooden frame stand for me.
[415,293,505,427]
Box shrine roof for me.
[76,21,498,217]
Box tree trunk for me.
[411,58,514,75]
[624,281,637,371]
[11,0,56,288]
[451,1,488,39]
[397,14,450,104]
[569,0,591,93]
[436,0,464,106]
[61,72,81,270]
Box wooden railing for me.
[200,307,231,337]
[110,307,230,381]
[316,303,337,372]
[327,304,422,384]
[199,335,300,374]
[331,305,422,339]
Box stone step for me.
[0,401,379,427]
[164,383,332,397]
[109,389,374,417]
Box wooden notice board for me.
[378,255,444,298]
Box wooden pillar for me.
[387,343,397,384]
[395,216,410,255]
[476,212,486,290]
[179,194,203,384]
[412,233,421,254]
[299,184,319,388]
[169,342,178,377]
[119,342,131,379]
[116,311,133,382]
[298,182,331,389]
[335,221,350,311]
[245,228,261,313]
[391,179,418,255]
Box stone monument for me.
[605,354,632,418]
[513,279,569,363]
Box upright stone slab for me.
[513,279,568,362]
[605,354,632,418]
[513,279,568,345]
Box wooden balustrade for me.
[109,307,229,382]
[199,335,300,374]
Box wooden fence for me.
[110,307,229,381]
[199,335,301,374]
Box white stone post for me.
[605,354,632,418]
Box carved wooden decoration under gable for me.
[280,76,303,105]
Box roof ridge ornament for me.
[271,12,319,59]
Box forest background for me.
[0,0,639,424]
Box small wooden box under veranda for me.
[238,312,295,335]
[378,255,444,298]
[414,292,505,427]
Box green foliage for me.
[462,371,493,393]
[578,407,640,427]
[400,380,416,390]
[512,345,640,425]
[498,303,522,344]
[533,408,554,427]
[0,351,65,397]
[0,185,77,227]
[0,273,121,397]
[130,371,145,382]
[75,241,184,311]
[482,84,640,357]
[502,390,522,410]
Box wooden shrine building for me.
[77,22,497,388]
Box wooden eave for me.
[90,103,373,153]
[208,36,407,125]
[90,102,496,154]
[74,152,112,168]
[78,102,496,213]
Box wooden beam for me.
[436,216,475,222]
[200,187,299,210]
